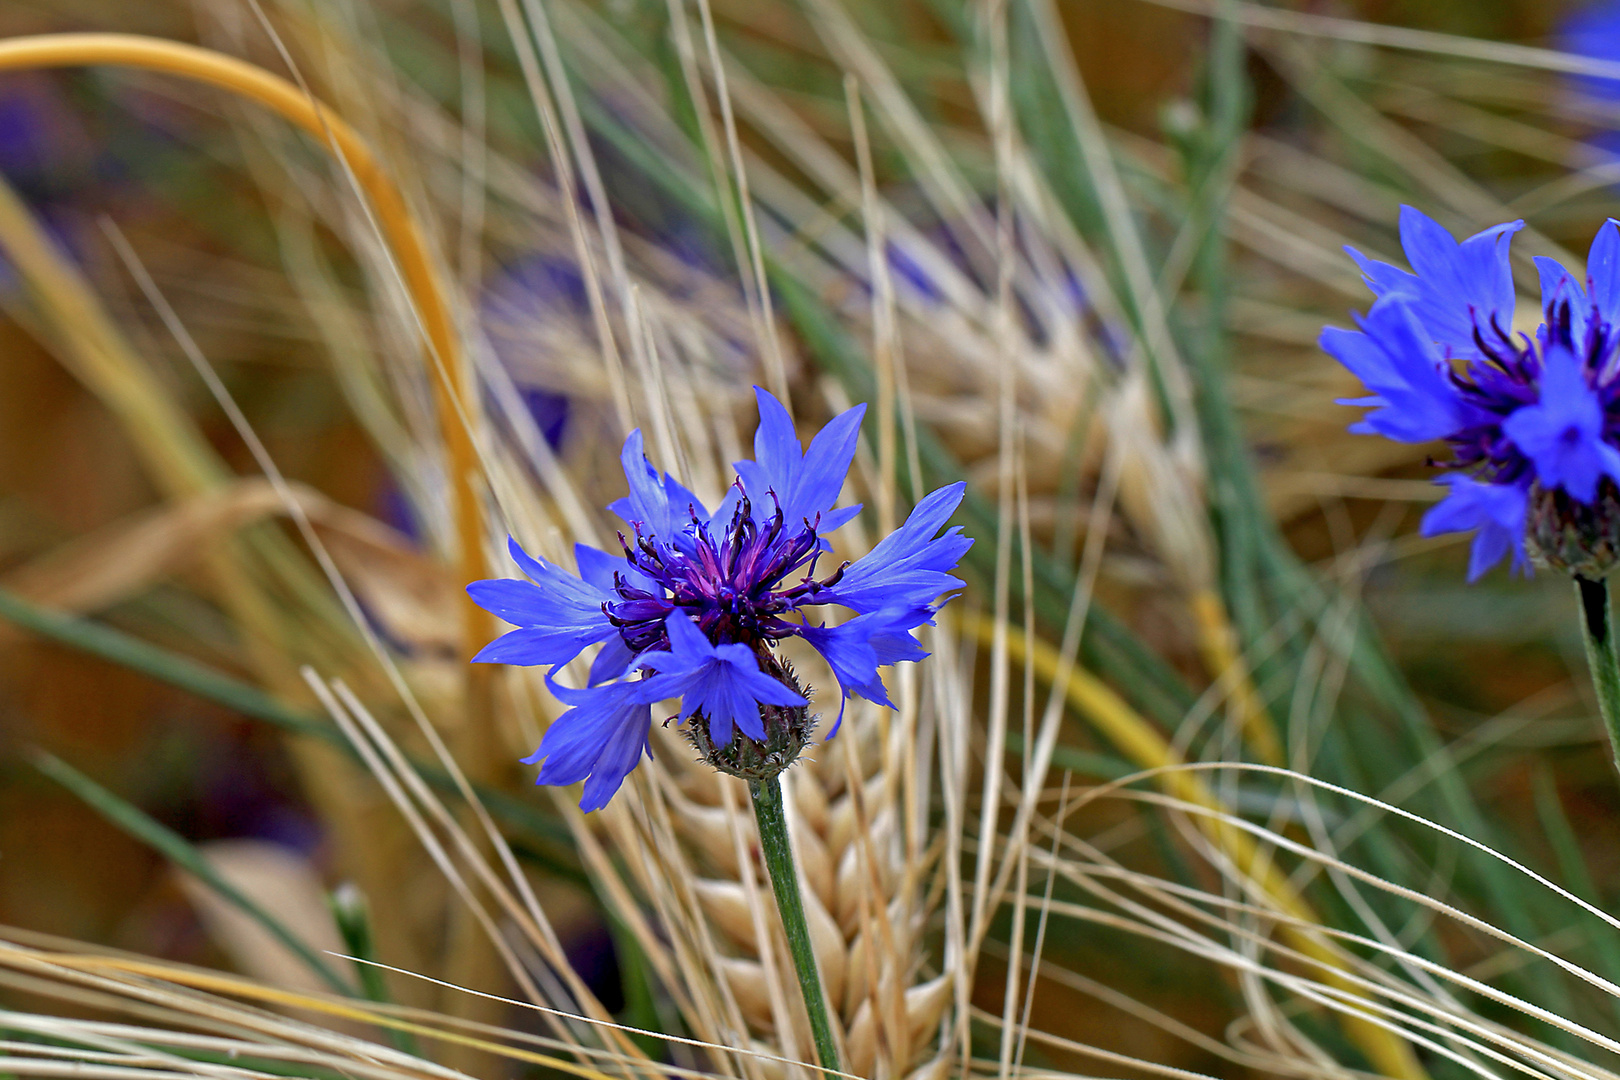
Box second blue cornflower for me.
[1321,206,1620,580]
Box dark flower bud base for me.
[683,658,817,781]
[1526,479,1620,579]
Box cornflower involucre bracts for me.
[468,388,972,810]
[1322,206,1620,580]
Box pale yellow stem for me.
[961,612,1429,1080]
[0,33,491,671]
[32,954,624,1080]
[1189,588,1286,767]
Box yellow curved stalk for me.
[0,33,491,674]
[961,612,1428,1080]
[1189,588,1286,767]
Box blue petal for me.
[574,543,622,591]
[468,622,608,666]
[662,475,712,526]
[1446,216,1523,324]
[1467,525,1513,584]
[705,484,744,535]
[717,643,809,707]
[1322,326,1400,391]
[1535,256,1587,317]
[465,579,565,629]
[1346,245,1419,301]
[819,505,863,534]
[800,619,895,710]
[634,615,805,745]
[705,664,765,743]
[798,607,932,734]
[1393,206,1523,356]
[1320,298,1470,443]
[465,538,616,667]
[696,647,806,742]
[1589,219,1620,330]
[617,429,673,538]
[1502,345,1620,503]
[1342,208,1524,359]
[632,619,719,700]
[683,667,736,746]
[523,679,652,811]
[819,482,972,613]
[493,538,613,622]
[579,701,652,812]
[575,542,656,595]
[733,459,773,512]
[588,635,637,686]
[1419,476,1529,581]
[738,387,865,531]
[613,431,711,554]
[790,401,865,524]
[752,388,801,495]
[870,621,930,665]
[520,712,599,784]
[656,609,715,666]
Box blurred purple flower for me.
[1559,3,1620,159]
[482,255,581,449]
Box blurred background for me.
[4,1,1620,1077]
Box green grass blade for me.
[29,749,354,995]
[0,588,582,876]
[1004,733,1133,780]
[0,587,324,737]
[329,884,422,1055]
[1531,763,1620,1026]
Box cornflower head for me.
[1321,206,1620,581]
[468,388,972,810]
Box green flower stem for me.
[748,775,841,1078]
[1575,576,1620,778]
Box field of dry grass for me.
[1,2,1618,1080]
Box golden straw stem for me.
[961,612,1429,1080]
[0,33,492,679]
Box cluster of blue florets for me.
[1322,207,1620,581]
[467,388,971,810]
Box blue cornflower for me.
[1321,207,1620,580]
[470,388,972,809]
